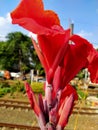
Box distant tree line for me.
[0,32,44,75]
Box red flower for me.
[10,0,98,84]
[11,0,98,129]
[10,0,71,84]
[87,49,98,83]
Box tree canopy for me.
[0,32,43,74]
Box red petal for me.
[31,38,49,73]
[11,0,44,18]
[38,29,70,83]
[10,0,60,35]
[37,29,70,69]
[61,35,93,88]
[25,82,40,116]
[87,50,98,83]
[57,94,74,128]
[52,66,62,97]
[58,96,68,117]
[60,84,78,102]
[38,94,44,114]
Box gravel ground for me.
[0,107,38,127]
[0,94,98,130]
[66,114,98,130]
[0,107,98,130]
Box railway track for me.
[0,99,98,129]
[0,98,98,115]
[0,98,31,110]
[87,89,98,95]
[79,88,98,96]
[0,122,39,130]
[0,122,74,130]
[73,106,98,115]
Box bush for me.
[0,87,11,97]
[31,82,44,95]
[0,82,11,97]
[0,80,44,97]
[11,81,25,93]
[76,69,85,79]
[0,82,10,88]
[0,81,26,97]
[77,89,88,100]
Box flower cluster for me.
[10,0,98,129]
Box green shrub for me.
[0,80,44,97]
[0,82,11,97]
[77,89,88,100]
[0,82,10,88]
[76,69,85,79]
[31,82,44,95]
[0,87,11,97]
[11,81,25,93]
[0,81,26,97]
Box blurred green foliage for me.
[77,89,88,100]
[0,80,44,97]
[0,81,25,97]
[76,69,85,79]
[31,82,44,95]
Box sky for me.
[0,0,98,48]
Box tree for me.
[0,32,43,73]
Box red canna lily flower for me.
[10,0,70,84]
[10,0,98,130]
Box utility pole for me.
[19,48,22,72]
[69,22,74,44]
[69,23,74,36]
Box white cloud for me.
[0,13,29,41]
[28,32,38,42]
[0,13,12,41]
[0,13,11,26]
[77,30,98,49]
[77,30,93,38]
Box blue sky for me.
[0,0,98,48]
